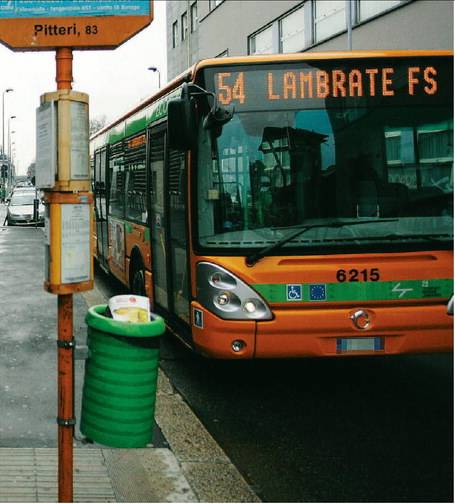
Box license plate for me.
[337,337,384,353]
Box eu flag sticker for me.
[287,284,302,301]
[309,284,327,301]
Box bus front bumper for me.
[255,303,453,358]
[191,302,453,359]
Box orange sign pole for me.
[0,4,154,502]
[57,292,74,502]
[55,48,74,503]
[56,48,73,90]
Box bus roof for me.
[193,49,452,71]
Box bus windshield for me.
[196,57,453,253]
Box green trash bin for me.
[80,304,165,448]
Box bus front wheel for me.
[130,259,146,296]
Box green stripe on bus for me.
[103,88,181,145]
[122,222,150,242]
[253,278,453,303]
[125,115,147,137]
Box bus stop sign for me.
[0,0,153,50]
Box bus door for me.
[148,127,190,327]
[94,147,109,269]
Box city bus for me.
[90,50,453,359]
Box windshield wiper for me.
[356,232,453,242]
[317,232,453,243]
[245,218,398,266]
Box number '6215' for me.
[336,268,380,282]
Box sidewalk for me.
[0,212,259,502]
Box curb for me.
[81,284,260,502]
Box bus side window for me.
[126,162,147,223]
[109,141,125,219]
[93,150,101,221]
[197,130,216,236]
[91,152,97,193]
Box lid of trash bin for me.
[85,304,165,338]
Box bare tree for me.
[89,115,108,136]
[27,161,36,179]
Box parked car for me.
[6,185,36,201]
[6,190,45,226]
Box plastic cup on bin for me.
[80,303,165,448]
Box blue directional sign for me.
[0,1,150,18]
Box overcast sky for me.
[0,0,166,175]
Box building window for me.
[358,0,405,22]
[216,49,229,58]
[190,2,198,32]
[172,21,178,48]
[209,0,223,12]
[280,5,305,53]
[249,25,274,55]
[181,11,188,41]
[314,0,345,43]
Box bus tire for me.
[130,258,146,296]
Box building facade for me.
[166,0,453,82]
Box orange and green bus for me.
[90,50,453,359]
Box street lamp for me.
[2,88,13,157]
[8,115,16,159]
[9,140,15,184]
[9,132,15,169]
[147,66,161,89]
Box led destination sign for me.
[211,57,452,110]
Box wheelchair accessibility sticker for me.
[287,284,302,301]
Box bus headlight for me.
[216,292,230,306]
[197,262,273,321]
[214,291,241,312]
[243,300,257,313]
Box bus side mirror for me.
[203,104,234,139]
[167,83,196,151]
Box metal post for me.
[8,130,15,161]
[56,48,73,91]
[8,116,15,159]
[2,88,13,157]
[187,0,191,67]
[347,0,353,50]
[2,92,4,156]
[2,92,5,157]
[148,66,160,89]
[55,46,74,504]
[57,294,74,503]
